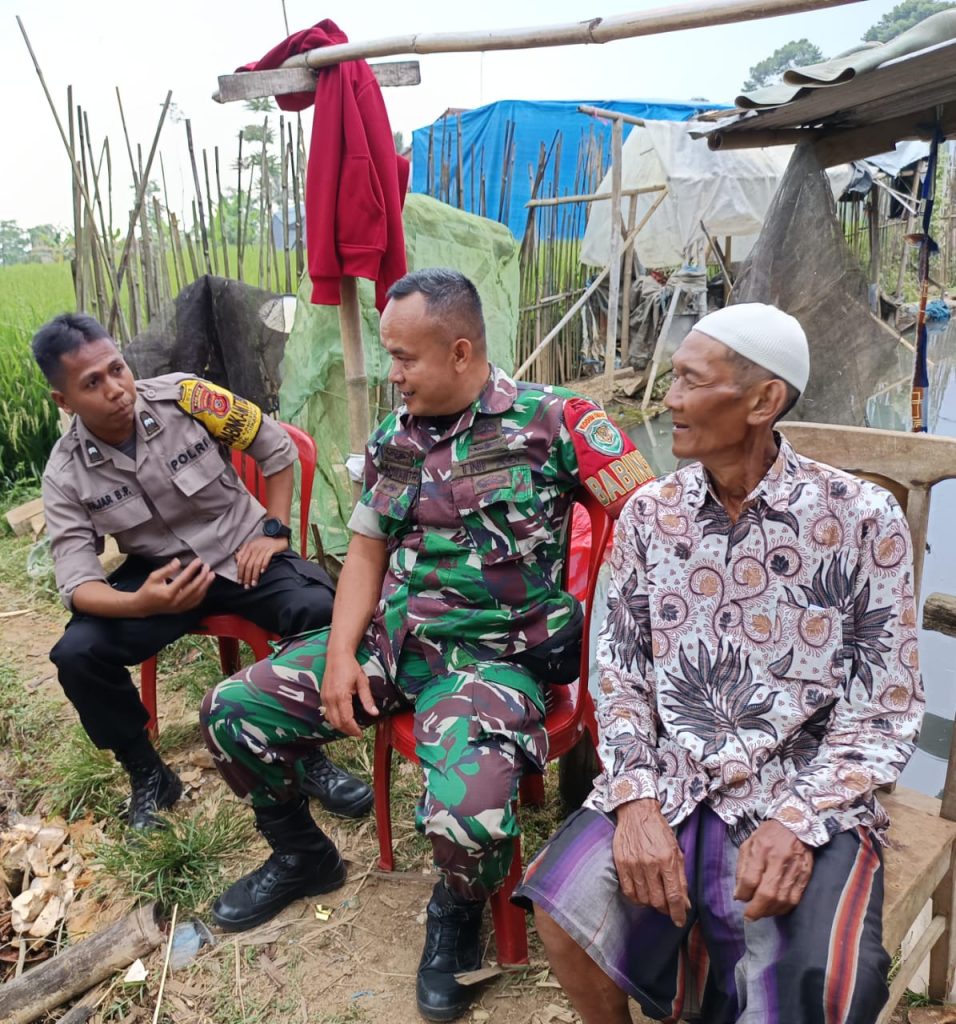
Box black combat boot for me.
[115,734,183,830]
[212,797,346,932]
[299,749,373,819]
[416,879,485,1022]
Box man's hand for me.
[320,652,379,737]
[235,535,288,588]
[734,819,814,921]
[132,558,214,616]
[613,799,690,927]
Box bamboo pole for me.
[0,904,164,1024]
[526,184,663,207]
[136,144,159,319]
[152,196,173,305]
[258,126,268,288]
[115,87,138,184]
[109,90,173,329]
[456,114,464,210]
[185,204,200,279]
[168,211,188,292]
[290,123,304,282]
[202,149,220,276]
[80,113,114,314]
[603,118,624,393]
[262,0,862,69]
[185,119,212,274]
[339,276,370,504]
[126,235,142,336]
[236,129,245,281]
[18,19,130,340]
[215,146,230,279]
[620,192,639,368]
[280,115,291,292]
[67,86,85,312]
[77,107,108,324]
[515,189,667,380]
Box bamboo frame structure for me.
[261,0,864,69]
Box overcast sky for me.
[0,0,897,230]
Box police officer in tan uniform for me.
[33,313,373,828]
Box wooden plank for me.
[924,593,956,639]
[5,498,44,538]
[216,60,421,103]
[879,788,956,954]
[883,915,946,1017]
[711,39,956,138]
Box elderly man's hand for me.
[734,819,814,920]
[613,799,690,927]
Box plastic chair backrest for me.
[563,489,613,725]
[230,421,316,554]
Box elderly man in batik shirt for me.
[515,303,923,1024]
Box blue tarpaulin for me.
[411,99,728,238]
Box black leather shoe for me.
[212,797,346,932]
[300,751,373,819]
[416,880,485,1022]
[127,761,183,830]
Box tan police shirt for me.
[41,373,296,609]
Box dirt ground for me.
[0,578,600,1024]
[0,572,924,1024]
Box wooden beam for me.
[577,104,646,127]
[706,127,820,151]
[924,592,956,639]
[526,185,664,208]
[215,60,421,103]
[812,105,956,167]
[255,0,865,70]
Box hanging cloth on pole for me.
[910,126,943,433]
[238,20,409,313]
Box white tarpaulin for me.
[581,120,852,269]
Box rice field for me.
[0,262,75,484]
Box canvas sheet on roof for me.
[411,99,723,239]
[581,120,852,269]
[278,192,520,557]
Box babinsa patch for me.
[574,409,624,456]
[176,379,262,451]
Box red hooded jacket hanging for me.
[239,20,409,312]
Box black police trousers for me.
[49,551,335,751]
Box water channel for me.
[625,321,956,799]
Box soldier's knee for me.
[199,676,245,749]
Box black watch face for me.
[264,518,280,537]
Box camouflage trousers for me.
[200,630,548,901]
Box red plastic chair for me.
[139,422,317,737]
[372,489,613,965]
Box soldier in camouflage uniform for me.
[201,268,653,1021]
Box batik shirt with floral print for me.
[588,433,924,847]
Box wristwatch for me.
[262,517,292,540]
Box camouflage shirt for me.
[347,365,654,694]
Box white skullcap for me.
[692,302,810,393]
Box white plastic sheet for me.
[581,120,852,269]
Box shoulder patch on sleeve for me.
[176,379,263,451]
[564,398,654,517]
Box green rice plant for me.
[93,799,257,913]
[0,265,73,483]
